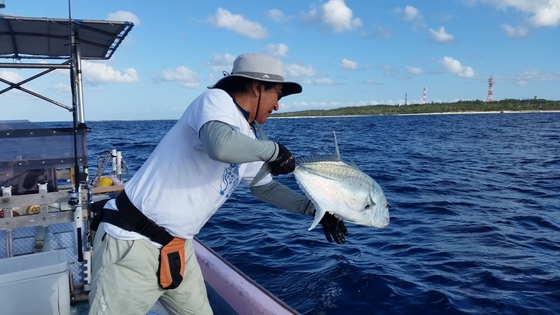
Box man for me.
[88,53,348,315]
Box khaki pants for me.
[88,224,213,315]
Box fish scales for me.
[296,163,372,222]
[296,163,372,210]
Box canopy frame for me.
[0,15,134,119]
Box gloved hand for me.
[320,212,348,244]
[268,143,295,175]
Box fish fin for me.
[333,132,340,160]
[308,207,326,231]
[349,161,361,170]
[295,132,342,165]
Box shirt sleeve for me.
[249,180,315,216]
[200,120,278,164]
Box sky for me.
[1,0,559,122]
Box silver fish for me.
[294,133,390,231]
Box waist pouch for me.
[97,191,186,290]
[158,237,187,290]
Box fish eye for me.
[364,205,370,209]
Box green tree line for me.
[273,99,560,117]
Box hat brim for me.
[210,74,302,97]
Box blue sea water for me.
[74,112,559,314]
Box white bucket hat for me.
[210,53,302,97]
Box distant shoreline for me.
[270,110,560,119]
[271,99,560,118]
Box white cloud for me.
[207,53,237,73]
[396,5,423,22]
[515,69,559,85]
[340,58,358,70]
[303,0,362,33]
[406,66,423,74]
[158,66,199,88]
[206,53,237,83]
[322,0,362,32]
[313,77,335,85]
[208,8,268,39]
[501,23,529,37]
[404,5,423,21]
[285,64,316,78]
[107,11,141,25]
[53,83,70,94]
[82,61,140,84]
[266,43,289,57]
[395,5,426,29]
[429,26,454,42]
[440,56,475,78]
[528,1,560,26]
[0,70,22,83]
[268,9,288,23]
[473,0,560,27]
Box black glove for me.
[320,212,348,244]
[268,143,295,175]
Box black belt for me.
[101,191,174,246]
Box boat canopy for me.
[0,15,133,120]
[0,15,133,191]
[0,15,133,60]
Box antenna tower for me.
[422,87,427,104]
[486,75,494,102]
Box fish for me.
[249,124,389,231]
[294,133,390,231]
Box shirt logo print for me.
[220,164,240,198]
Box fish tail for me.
[308,207,326,231]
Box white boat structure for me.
[0,14,298,315]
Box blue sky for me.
[1,0,559,121]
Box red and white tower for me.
[486,75,494,102]
[422,87,427,104]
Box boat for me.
[0,14,298,315]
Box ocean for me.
[74,112,560,314]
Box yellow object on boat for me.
[95,177,113,187]
[26,205,41,214]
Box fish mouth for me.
[381,217,390,227]
[373,216,390,228]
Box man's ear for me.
[251,80,261,96]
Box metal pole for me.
[70,21,84,262]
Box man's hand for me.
[320,212,348,244]
[268,143,295,175]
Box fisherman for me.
[88,53,348,315]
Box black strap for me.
[98,208,134,231]
[111,191,174,246]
